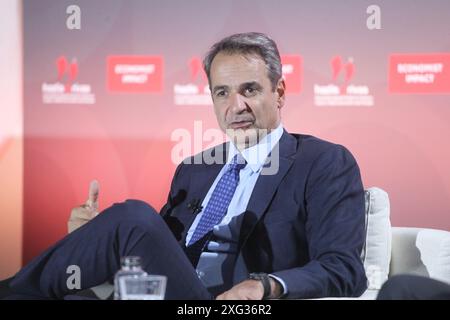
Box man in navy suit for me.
[5,32,367,300]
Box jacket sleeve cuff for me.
[268,274,288,298]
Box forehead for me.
[209,52,270,87]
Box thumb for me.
[86,180,99,211]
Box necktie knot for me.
[229,154,246,172]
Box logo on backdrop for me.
[281,55,302,94]
[107,56,163,93]
[173,57,212,106]
[388,54,450,94]
[41,56,96,104]
[314,55,374,107]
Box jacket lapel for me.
[177,143,228,244]
[239,130,298,248]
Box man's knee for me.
[123,199,157,216]
[102,199,159,224]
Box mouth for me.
[229,120,254,130]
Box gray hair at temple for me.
[203,32,283,91]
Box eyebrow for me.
[212,85,228,94]
[239,81,262,91]
[212,81,262,94]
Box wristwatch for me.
[249,272,271,299]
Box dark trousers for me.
[377,274,450,300]
[6,200,212,300]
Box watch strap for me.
[249,272,271,299]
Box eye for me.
[244,86,257,96]
[215,90,227,98]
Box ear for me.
[275,78,286,109]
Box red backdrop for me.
[21,0,450,264]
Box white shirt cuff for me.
[268,274,288,297]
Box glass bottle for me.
[114,256,147,300]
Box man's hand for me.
[68,180,99,233]
[216,280,264,300]
[216,278,282,300]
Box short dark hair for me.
[203,32,282,91]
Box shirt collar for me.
[227,123,284,173]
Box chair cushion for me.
[416,229,450,284]
[390,227,428,276]
[361,187,392,289]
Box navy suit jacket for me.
[160,130,367,299]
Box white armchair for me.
[332,188,450,300]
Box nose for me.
[230,92,248,114]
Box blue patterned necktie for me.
[185,154,246,265]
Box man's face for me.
[209,52,285,149]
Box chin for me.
[226,127,260,148]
